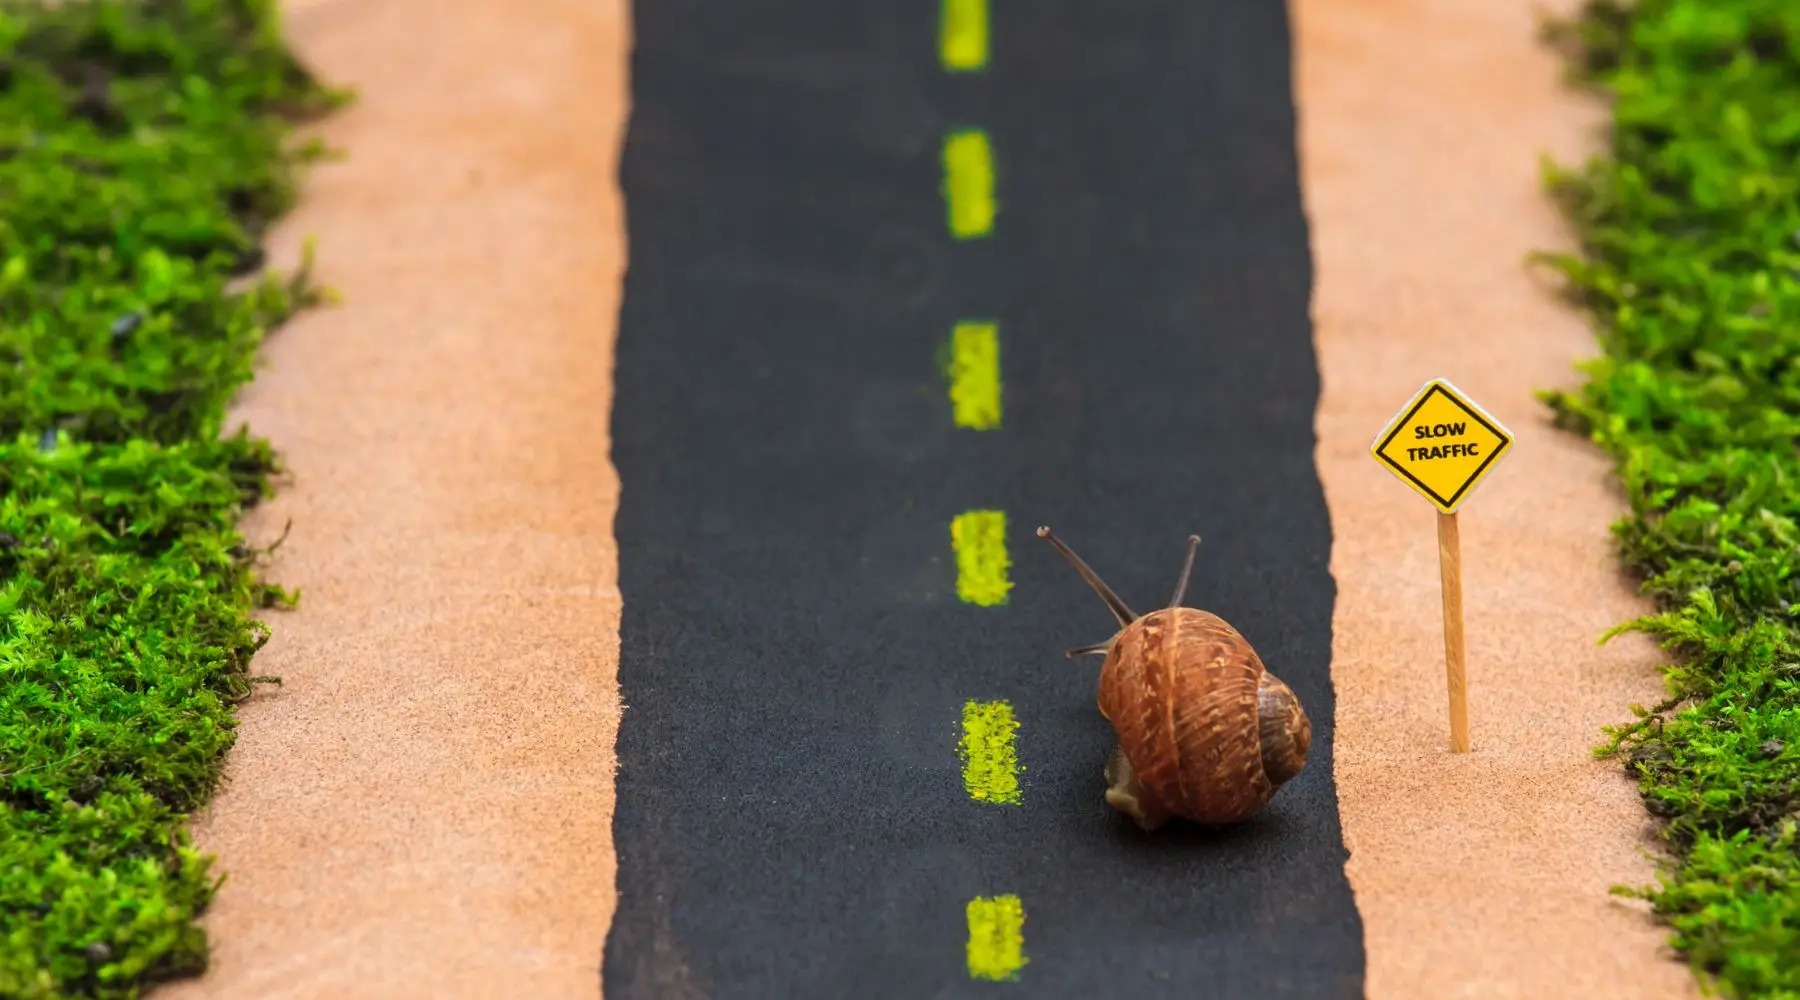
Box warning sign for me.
[1370,378,1514,514]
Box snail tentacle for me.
[1064,642,1113,659]
[1167,534,1202,609]
[1037,525,1138,626]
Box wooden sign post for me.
[1369,378,1515,753]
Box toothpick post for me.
[1436,510,1468,752]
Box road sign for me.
[1369,378,1514,515]
[1369,377,1515,754]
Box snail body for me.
[1038,527,1312,831]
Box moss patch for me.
[1537,1,1800,995]
[0,1,343,997]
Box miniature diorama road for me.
[600,0,1365,994]
[19,0,1726,997]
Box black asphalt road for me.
[601,1,1365,997]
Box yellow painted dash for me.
[966,894,1027,980]
[939,0,989,72]
[950,509,1010,606]
[946,321,1001,430]
[942,129,995,240]
[958,699,1022,804]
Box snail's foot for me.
[1103,743,1172,832]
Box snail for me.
[1037,526,1311,831]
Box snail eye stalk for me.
[1037,525,1137,626]
[1167,534,1201,610]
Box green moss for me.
[1538,1,1800,995]
[0,2,344,996]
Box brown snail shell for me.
[1039,527,1312,831]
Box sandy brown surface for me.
[1293,0,1701,997]
[158,1,630,997]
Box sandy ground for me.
[157,1,630,997]
[1292,0,1702,997]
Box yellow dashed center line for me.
[946,321,1002,430]
[940,3,1024,982]
[966,894,1028,980]
[942,129,996,240]
[958,699,1022,804]
[939,0,989,72]
[950,509,1011,606]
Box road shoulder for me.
[159,1,629,996]
[1294,0,1700,996]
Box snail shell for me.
[1097,607,1311,829]
[1038,527,1312,830]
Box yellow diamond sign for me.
[1370,378,1514,514]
